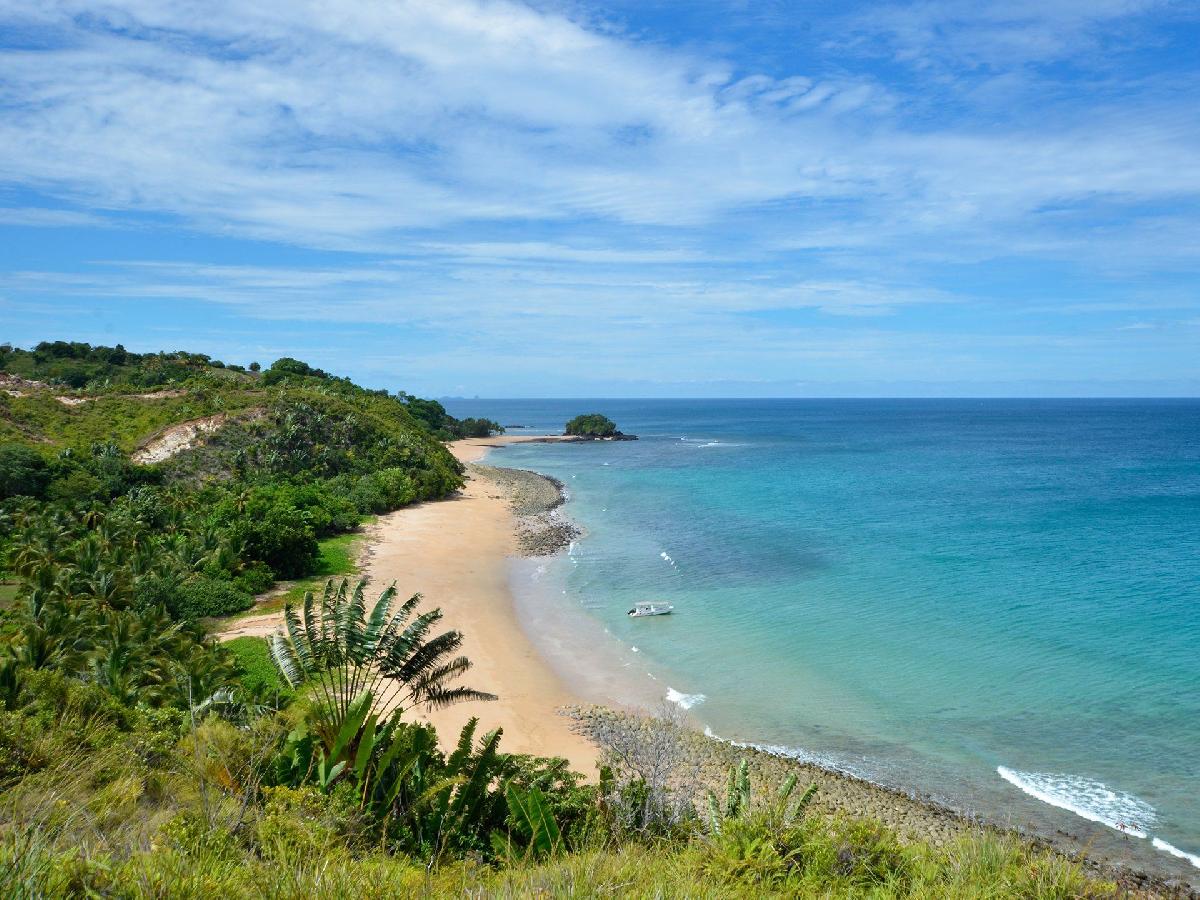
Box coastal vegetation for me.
[565,412,618,437]
[0,342,1151,897]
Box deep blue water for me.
[444,399,1200,872]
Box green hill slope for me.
[0,342,482,616]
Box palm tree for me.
[269,578,495,749]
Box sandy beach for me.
[384,435,597,769]
[220,434,598,771]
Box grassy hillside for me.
[0,666,1134,900]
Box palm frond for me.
[418,684,498,710]
[389,628,464,684]
[269,632,304,689]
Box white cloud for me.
[1,0,1195,257]
[1,0,1198,394]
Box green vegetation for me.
[565,412,618,437]
[398,393,504,439]
[0,342,477,601]
[0,340,247,390]
[226,636,291,699]
[0,662,1119,899]
[0,341,1128,898]
[245,530,369,618]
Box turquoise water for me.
[446,399,1200,875]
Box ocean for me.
[443,399,1200,879]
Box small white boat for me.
[628,601,674,618]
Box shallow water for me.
[447,399,1200,877]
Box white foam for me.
[666,687,707,710]
[630,645,639,652]
[996,767,1155,838]
[1153,838,1200,870]
[530,564,548,582]
[705,730,864,780]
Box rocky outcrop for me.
[132,407,265,464]
[468,463,581,556]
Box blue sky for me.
[1,0,1198,397]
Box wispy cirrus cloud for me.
[0,0,1197,394]
[1,0,1196,252]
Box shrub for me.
[47,469,105,503]
[232,562,275,596]
[254,785,353,863]
[225,504,318,579]
[349,467,417,514]
[0,445,49,499]
[160,812,241,863]
[171,576,253,621]
[456,418,504,438]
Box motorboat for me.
[627,601,674,618]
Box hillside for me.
[0,342,490,614]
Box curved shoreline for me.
[473,435,1198,897]
[220,433,1196,895]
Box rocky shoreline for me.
[565,706,1197,899]
[468,463,581,556]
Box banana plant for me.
[495,784,563,861]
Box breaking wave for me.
[665,687,706,710]
[1152,838,1200,870]
[996,767,1155,838]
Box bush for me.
[232,562,275,596]
[456,417,503,438]
[254,786,349,863]
[348,468,417,514]
[223,503,318,579]
[0,445,49,499]
[170,576,253,621]
[47,469,105,503]
[565,414,617,437]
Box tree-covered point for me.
[565,413,618,437]
[398,394,504,440]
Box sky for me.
[1,0,1198,397]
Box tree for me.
[565,413,617,437]
[457,418,504,438]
